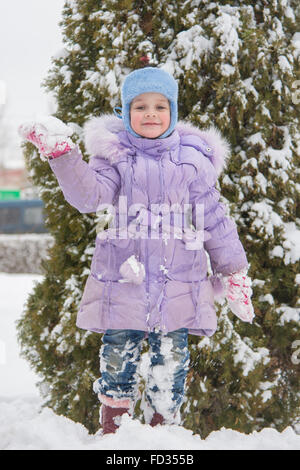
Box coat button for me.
[206,147,212,152]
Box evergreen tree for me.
[172,0,300,436]
[17,0,300,436]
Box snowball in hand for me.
[18,115,74,140]
[18,115,75,159]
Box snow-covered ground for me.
[0,272,299,450]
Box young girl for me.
[19,67,254,435]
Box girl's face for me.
[130,92,171,138]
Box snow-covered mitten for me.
[119,255,145,285]
[222,268,255,323]
[18,115,75,160]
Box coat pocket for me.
[77,274,148,333]
[164,280,196,330]
[195,279,217,332]
[77,274,109,332]
[91,237,137,281]
[163,278,217,334]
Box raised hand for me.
[18,115,75,160]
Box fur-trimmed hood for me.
[83,114,231,176]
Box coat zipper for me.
[145,157,150,329]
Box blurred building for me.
[0,165,39,200]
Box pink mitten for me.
[222,268,255,323]
[18,116,75,160]
[119,255,145,285]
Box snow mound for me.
[1,272,299,450]
[0,395,299,450]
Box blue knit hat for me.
[114,67,178,139]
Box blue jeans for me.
[93,328,190,424]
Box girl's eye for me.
[133,105,167,111]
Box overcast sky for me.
[0,0,65,165]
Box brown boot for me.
[150,412,164,427]
[101,405,129,435]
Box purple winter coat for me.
[49,115,248,337]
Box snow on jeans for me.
[93,328,190,424]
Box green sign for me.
[0,189,21,200]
